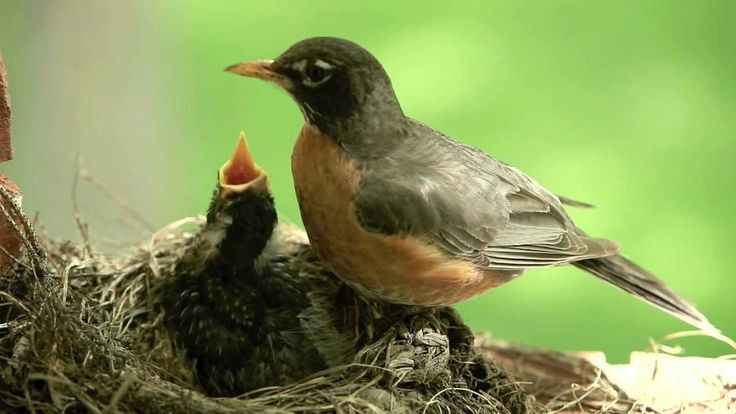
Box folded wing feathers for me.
[429,167,619,270]
[480,187,619,269]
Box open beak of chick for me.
[218,132,269,197]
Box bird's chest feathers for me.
[291,125,362,252]
[290,125,492,306]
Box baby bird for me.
[160,133,325,397]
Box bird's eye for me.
[306,65,326,82]
[302,60,333,88]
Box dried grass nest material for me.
[0,214,538,414]
[2,210,730,413]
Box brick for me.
[0,52,21,273]
[0,175,22,272]
[0,53,11,162]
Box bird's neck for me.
[319,109,407,160]
[203,192,277,272]
[308,79,407,159]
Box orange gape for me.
[291,124,510,306]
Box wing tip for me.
[584,237,621,257]
[557,195,596,209]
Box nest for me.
[0,188,655,414]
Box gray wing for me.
[354,123,618,270]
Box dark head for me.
[207,132,276,269]
[226,37,406,149]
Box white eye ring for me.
[313,59,333,70]
[302,59,334,88]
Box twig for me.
[72,153,94,258]
[423,387,506,414]
[0,242,32,270]
[74,153,155,233]
[102,373,137,414]
[545,369,605,414]
[664,330,736,352]
[0,290,32,313]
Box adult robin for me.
[225,37,717,334]
[160,133,325,396]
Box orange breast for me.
[291,124,508,306]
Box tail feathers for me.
[574,254,720,336]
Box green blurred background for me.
[1,1,734,362]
